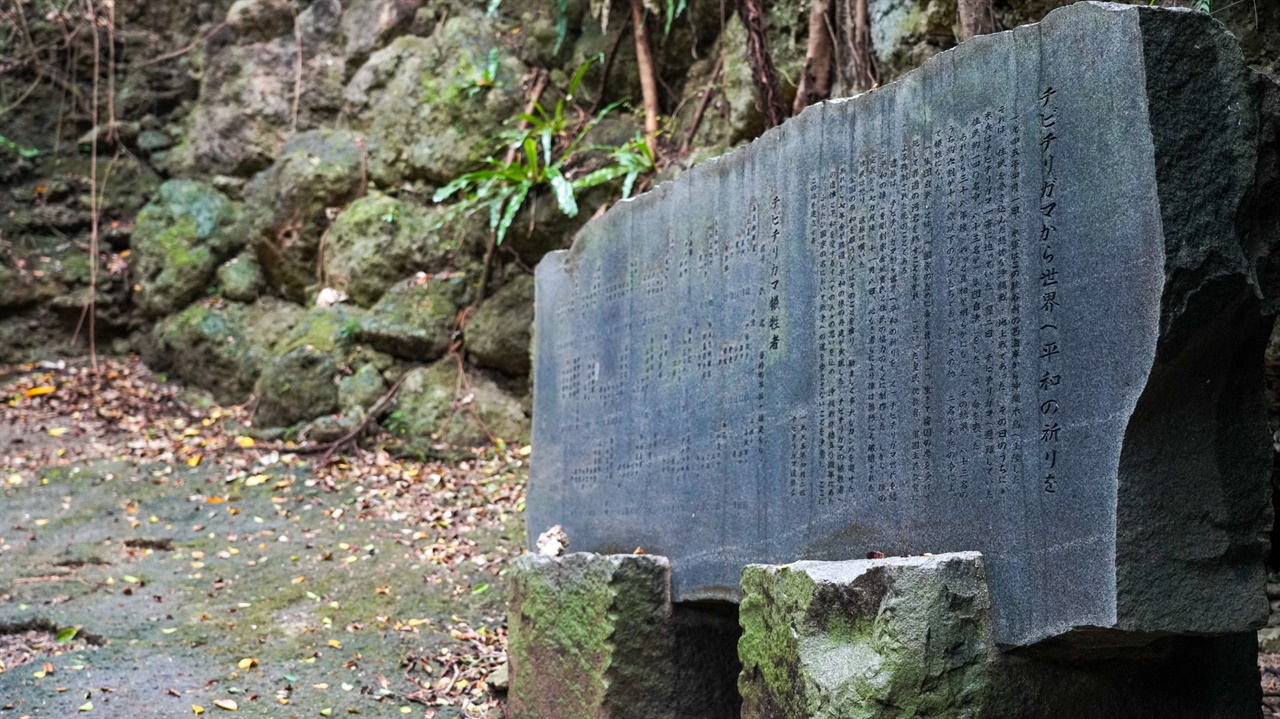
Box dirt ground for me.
[0,358,524,717]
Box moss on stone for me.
[392,358,529,449]
[131,180,244,317]
[323,193,466,307]
[740,556,994,719]
[146,297,306,404]
[245,129,366,303]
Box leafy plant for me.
[0,135,39,158]
[1192,0,1210,12]
[339,318,362,339]
[432,60,656,244]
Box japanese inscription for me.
[528,2,1273,648]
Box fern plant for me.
[432,61,655,244]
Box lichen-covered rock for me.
[303,407,366,442]
[392,359,528,448]
[245,129,366,303]
[224,0,295,42]
[255,345,342,427]
[322,193,466,307]
[338,362,387,412]
[171,0,345,177]
[146,297,306,404]
[0,262,59,309]
[217,251,266,302]
[1,154,159,245]
[867,0,957,85]
[738,553,993,719]
[506,553,675,719]
[339,0,418,72]
[131,180,244,317]
[466,274,533,375]
[253,304,367,427]
[354,275,460,362]
[343,20,525,186]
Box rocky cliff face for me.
[1,0,1274,449]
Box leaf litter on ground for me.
[1,355,528,715]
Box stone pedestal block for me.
[738,553,1262,719]
[506,553,739,719]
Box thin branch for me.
[291,0,303,132]
[736,0,786,129]
[793,0,834,115]
[681,54,724,154]
[630,0,660,153]
[317,372,411,463]
[592,11,632,114]
[138,23,226,67]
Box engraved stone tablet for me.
[529,2,1280,648]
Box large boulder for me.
[245,129,367,303]
[392,358,529,449]
[343,19,525,186]
[354,275,462,361]
[253,304,368,427]
[466,273,533,375]
[322,192,467,307]
[171,0,346,177]
[131,180,244,317]
[146,297,306,405]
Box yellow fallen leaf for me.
[192,706,205,715]
[244,474,269,487]
[328,640,342,648]
[235,436,255,448]
[47,427,68,437]
[24,386,55,398]
[291,576,306,584]
[212,699,238,710]
[6,474,22,485]
[237,657,257,669]
[162,628,178,634]
[187,455,202,468]
[518,445,532,456]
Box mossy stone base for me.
[739,554,1262,719]
[507,553,739,719]
[739,553,991,719]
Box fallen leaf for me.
[78,701,93,712]
[212,699,238,711]
[235,436,255,448]
[192,706,205,715]
[24,386,55,398]
[244,474,269,487]
[237,658,257,670]
[47,427,68,437]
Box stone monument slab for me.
[529,2,1279,648]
